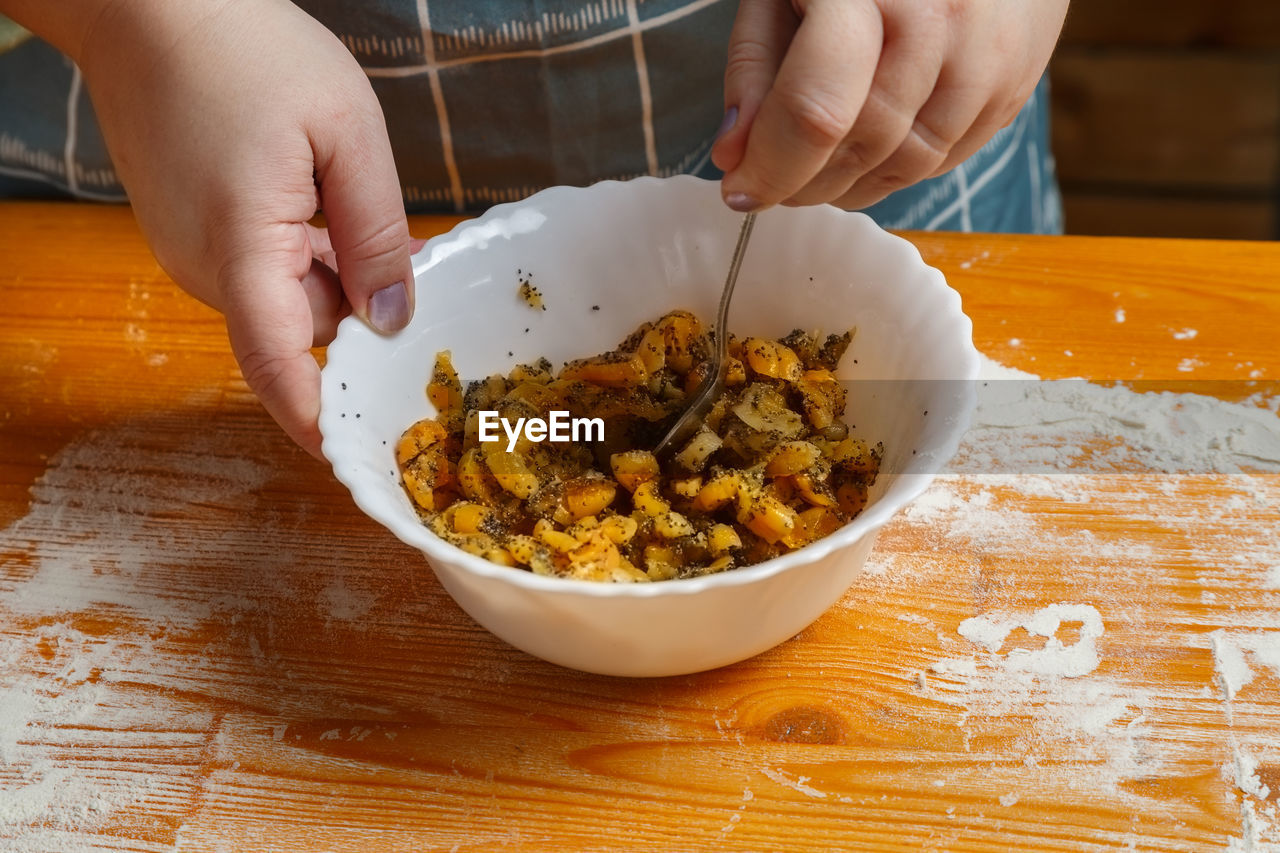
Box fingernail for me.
[715,106,738,141]
[724,192,759,213]
[369,281,409,333]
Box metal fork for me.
[654,211,757,457]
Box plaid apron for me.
[0,2,1060,232]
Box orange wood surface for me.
[1,201,1278,851]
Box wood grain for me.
[1049,0,1280,240]
[2,203,1279,852]
[1050,52,1280,191]
[1062,193,1276,241]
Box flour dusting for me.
[1231,749,1271,801]
[2,423,273,620]
[760,767,827,800]
[1211,631,1280,701]
[951,360,1280,475]
[1211,632,1257,702]
[4,353,1280,849]
[867,355,1280,849]
[954,603,1103,678]
[927,601,1154,779]
[1,419,382,850]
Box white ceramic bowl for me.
[320,176,978,677]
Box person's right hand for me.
[71,0,416,457]
[711,0,1068,212]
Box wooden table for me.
[2,202,1278,852]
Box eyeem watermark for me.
[478,410,604,452]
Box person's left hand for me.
[69,0,420,458]
[711,0,1069,212]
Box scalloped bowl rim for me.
[320,176,979,599]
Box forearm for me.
[0,0,123,60]
[1,0,216,79]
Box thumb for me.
[712,0,800,176]
[312,89,415,335]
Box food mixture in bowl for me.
[396,311,882,582]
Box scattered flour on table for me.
[1229,749,1271,801]
[866,356,1280,850]
[3,359,1279,849]
[955,603,1103,678]
[1,423,273,621]
[760,767,825,799]
[929,602,1155,779]
[0,624,172,849]
[949,358,1280,475]
[319,575,378,623]
[1208,632,1280,705]
[1209,627,1280,853]
[1222,747,1276,853]
[0,422,301,851]
[759,767,848,803]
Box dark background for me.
[1049,0,1280,239]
